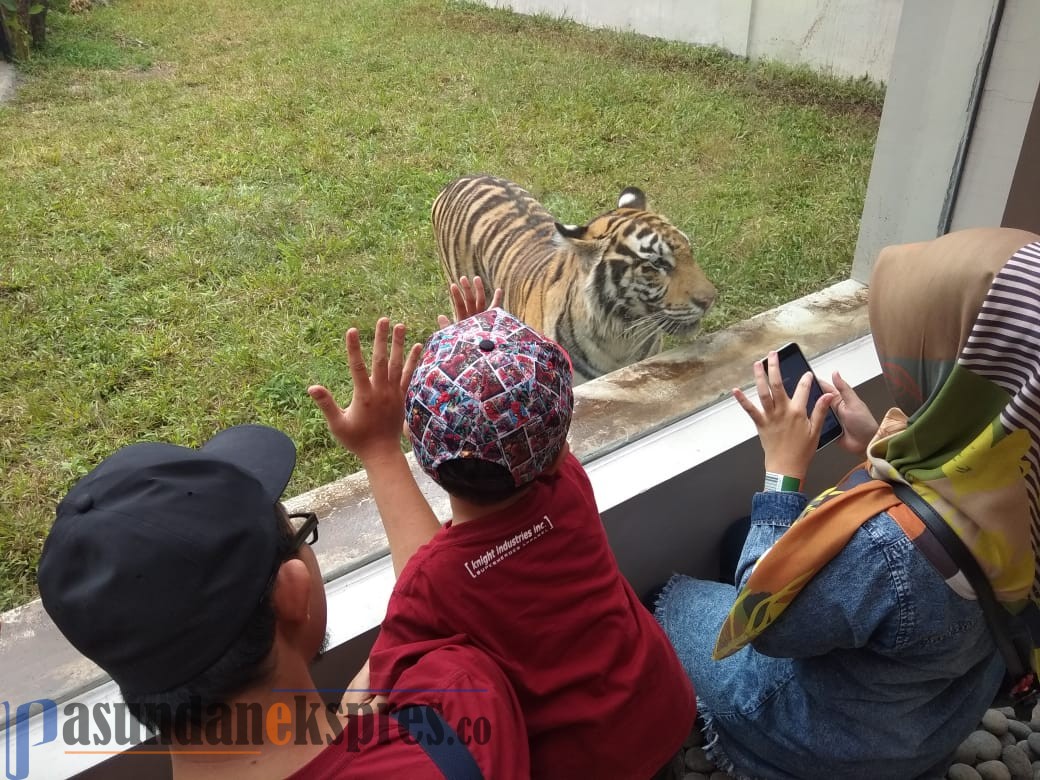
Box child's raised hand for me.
[436,275,504,328]
[309,318,423,464]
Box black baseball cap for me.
[38,425,296,694]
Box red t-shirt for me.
[288,641,529,779]
[370,454,696,779]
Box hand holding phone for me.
[817,371,879,455]
[762,343,844,451]
[732,343,841,481]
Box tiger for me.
[431,174,717,383]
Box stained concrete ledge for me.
[0,278,869,713]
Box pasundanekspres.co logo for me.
[4,699,60,780]
[3,693,493,779]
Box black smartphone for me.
[761,342,844,450]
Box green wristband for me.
[764,472,803,493]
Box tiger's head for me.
[554,187,716,343]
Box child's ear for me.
[271,558,312,624]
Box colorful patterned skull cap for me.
[406,307,574,487]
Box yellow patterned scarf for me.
[716,228,1040,661]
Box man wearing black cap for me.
[37,332,529,778]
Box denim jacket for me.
[657,490,1005,780]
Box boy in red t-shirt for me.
[311,301,694,779]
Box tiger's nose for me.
[694,285,717,311]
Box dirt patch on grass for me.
[121,60,176,80]
[0,61,16,104]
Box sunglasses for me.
[287,511,319,552]
[260,510,320,601]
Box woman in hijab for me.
[656,227,1040,779]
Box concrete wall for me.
[747,0,901,83]
[478,0,902,82]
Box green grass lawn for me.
[0,0,882,611]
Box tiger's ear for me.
[617,187,647,211]
[553,222,601,266]
[554,222,589,241]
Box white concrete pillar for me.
[851,0,1003,281]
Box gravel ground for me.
[944,705,1040,780]
[676,704,1040,780]
[679,720,732,780]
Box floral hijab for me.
[715,227,1040,661]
